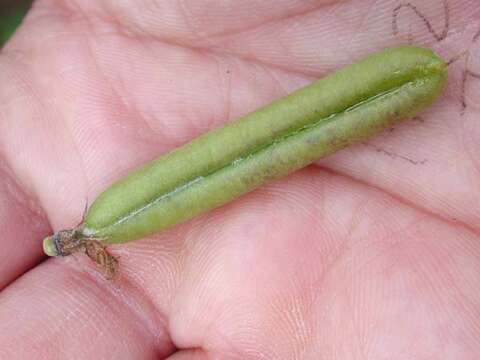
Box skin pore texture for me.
[0,0,479,359]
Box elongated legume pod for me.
[43,46,447,264]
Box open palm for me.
[0,0,479,358]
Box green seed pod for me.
[43,46,447,271]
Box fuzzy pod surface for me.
[47,46,448,249]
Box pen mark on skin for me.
[461,68,468,116]
[392,0,450,42]
[457,34,480,116]
[412,115,425,123]
[445,26,480,116]
[392,3,480,117]
[460,28,480,115]
[447,50,469,66]
[388,116,424,132]
[474,28,480,42]
[467,70,480,80]
[362,142,428,165]
[461,69,480,116]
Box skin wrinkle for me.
[0,164,49,290]
[177,0,204,43]
[0,63,54,286]
[337,5,368,57]
[69,0,333,78]
[277,298,309,358]
[48,0,102,205]
[57,256,177,355]
[308,227,350,300]
[175,215,308,357]
[0,158,46,221]
[126,26,321,79]
[347,0,378,50]
[129,0,339,42]
[474,27,480,42]
[167,347,208,360]
[195,316,247,359]
[349,304,370,360]
[75,11,197,190]
[353,215,430,274]
[316,165,480,238]
[187,50,234,132]
[282,270,327,360]
[246,231,318,358]
[264,64,291,98]
[345,194,373,240]
[223,58,233,124]
[53,4,328,88]
[0,258,169,357]
[433,253,480,340]
[44,6,323,147]
[211,53,233,125]
[0,56,52,202]
[172,240,269,356]
[87,32,162,145]
[410,240,480,344]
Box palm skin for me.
[0,0,479,358]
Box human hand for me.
[0,1,479,358]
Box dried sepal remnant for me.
[44,229,118,279]
[84,240,119,280]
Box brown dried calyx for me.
[43,229,118,279]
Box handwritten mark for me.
[388,116,424,132]
[392,0,450,42]
[474,28,480,43]
[363,142,427,165]
[461,67,480,116]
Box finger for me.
[0,259,176,359]
[0,52,86,286]
[0,160,49,289]
[0,58,52,288]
